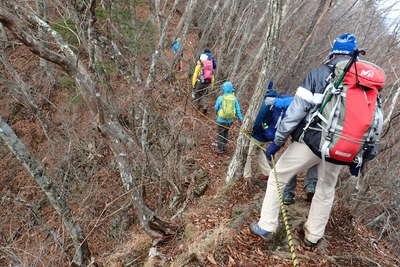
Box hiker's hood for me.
[222,82,234,94]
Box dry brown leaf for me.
[207,253,217,265]
[228,256,236,266]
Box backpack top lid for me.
[343,60,385,91]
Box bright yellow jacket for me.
[192,60,215,88]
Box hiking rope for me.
[271,155,300,267]
[180,81,300,267]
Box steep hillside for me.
[1,1,400,266]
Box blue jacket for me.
[215,82,243,123]
[252,95,293,142]
[172,41,180,53]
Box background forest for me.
[0,0,399,266]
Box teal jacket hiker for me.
[214,82,243,123]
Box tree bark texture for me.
[170,0,198,79]
[283,0,333,90]
[0,117,91,266]
[225,0,283,185]
[0,3,175,240]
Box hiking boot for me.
[304,183,316,202]
[258,175,269,180]
[298,224,320,248]
[249,222,272,240]
[283,193,295,205]
[303,238,319,248]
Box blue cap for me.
[328,33,357,59]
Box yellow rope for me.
[271,155,300,267]
[180,81,300,267]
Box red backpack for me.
[201,60,213,82]
[304,59,385,165]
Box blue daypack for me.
[262,95,293,141]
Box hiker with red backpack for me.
[192,53,215,114]
[250,33,385,247]
[214,81,243,154]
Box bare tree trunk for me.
[171,0,198,76]
[149,0,161,26]
[188,0,221,76]
[0,22,7,49]
[228,3,257,82]
[146,0,184,88]
[284,0,333,89]
[236,35,268,97]
[225,0,283,185]
[383,61,400,127]
[0,117,91,266]
[236,5,279,97]
[0,3,175,240]
[0,54,38,109]
[35,0,49,69]
[384,85,400,127]
[159,0,181,47]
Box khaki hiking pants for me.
[243,139,271,178]
[258,142,342,243]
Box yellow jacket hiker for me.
[192,60,215,88]
[192,53,215,114]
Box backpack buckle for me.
[326,129,335,141]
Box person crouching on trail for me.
[249,33,385,247]
[243,83,318,203]
[214,82,242,154]
[243,81,277,180]
[192,53,215,114]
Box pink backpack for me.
[201,60,213,82]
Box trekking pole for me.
[333,48,365,88]
[320,48,366,112]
